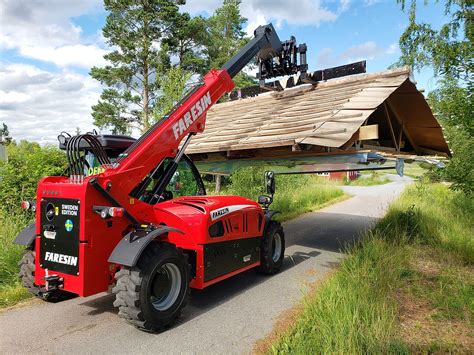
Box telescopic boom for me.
[89,24,307,211]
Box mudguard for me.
[264,210,280,222]
[13,223,36,246]
[108,226,184,267]
[263,210,281,234]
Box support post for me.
[215,175,221,194]
[386,99,421,154]
[383,102,399,151]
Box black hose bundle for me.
[65,134,111,177]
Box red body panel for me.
[152,196,263,289]
[35,176,129,296]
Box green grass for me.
[343,171,391,186]
[377,180,473,262]
[403,163,431,178]
[0,209,33,308]
[270,235,409,354]
[405,248,473,323]
[268,182,473,354]
[0,282,31,308]
[272,184,345,221]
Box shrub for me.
[0,141,67,212]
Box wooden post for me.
[215,175,221,194]
[383,102,399,151]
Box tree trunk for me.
[143,60,149,132]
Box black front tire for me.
[18,249,73,302]
[258,221,285,275]
[112,242,190,332]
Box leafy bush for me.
[439,127,473,195]
[0,141,67,212]
[0,141,66,306]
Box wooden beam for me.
[386,98,421,154]
[398,125,403,150]
[383,102,399,151]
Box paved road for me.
[0,176,412,354]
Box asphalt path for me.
[0,175,412,354]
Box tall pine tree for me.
[90,0,183,133]
[92,0,257,133]
[205,0,255,88]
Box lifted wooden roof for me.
[188,67,450,163]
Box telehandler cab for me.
[14,24,308,331]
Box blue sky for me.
[0,0,450,144]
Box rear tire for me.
[112,242,190,332]
[258,221,285,275]
[18,249,73,302]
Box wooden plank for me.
[308,128,347,137]
[358,124,379,140]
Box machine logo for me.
[172,91,212,140]
[44,252,78,266]
[212,208,229,220]
[210,204,254,221]
[65,219,74,232]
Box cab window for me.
[132,155,205,203]
[167,159,200,197]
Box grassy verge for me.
[403,163,431,179]
[343,171,391,186]
[272,184,345,221]
[0,209,33,308]
[266,182,473,353]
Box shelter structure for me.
[187,67,449,174]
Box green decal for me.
[65,219,73,232]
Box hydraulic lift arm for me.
[96,24,307,210]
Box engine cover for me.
[153,195,265,288]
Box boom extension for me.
[223,24,308,90]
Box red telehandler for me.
[14,24,308,332]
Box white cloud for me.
[20,44,108,69]
[338,0,351,13]
[0,63,100,144]
[0,0,106,69]
[317,41,397,68]
[181,0,339,35]
[386,43,399,55]
[340,41,381,62]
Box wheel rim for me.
[150,263,182,311]
[272,233,282,262]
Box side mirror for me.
[265,171,275,196]
[258,195,272,205]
